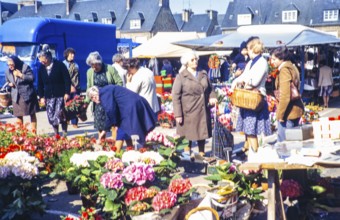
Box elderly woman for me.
[37,47,71,136]
[87,85,157,148]
[86,51,123,143]
[123,58,159,113]
[5,55,39,133]
[271,46,304,142]
[172,51,217,160]
[232,37,271,157]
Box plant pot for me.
[66,181,79,195]
[81,194,98,208]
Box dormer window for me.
[324,10,338,21]
[130,19,141,29]
[55,14,61,19]
[237,14,252,25]
[74,13,81,20]
[282,10,297,22]
[92,12,98,22]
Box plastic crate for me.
[312,118,340,139]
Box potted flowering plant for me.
[0,151,46,219]
[157,111,175,128]
[68,151,115,208]
[64,95,89,121]
[61,206,103,220]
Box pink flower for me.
[100,172,123,189]
[168,178,192,194]
[152,190,177,211]
[122,163,155,185]
[104,158,124,173]
[280,179,303,199]
[125,186,147,205]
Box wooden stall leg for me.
[267,170,276,220]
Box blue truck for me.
[0,17,118,91]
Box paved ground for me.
[1,96,340,219]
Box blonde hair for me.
[87,86,99,99]
[247,38,264,54]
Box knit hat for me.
[240,41,247,50]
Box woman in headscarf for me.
[5,55,39,133]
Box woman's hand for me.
[8,82,15,87]
[13,69,23,78]
[176,117,183,125]
[64,94,70,102]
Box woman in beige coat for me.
[172,51,217,159]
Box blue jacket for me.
[99,85,157,144]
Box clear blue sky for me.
[5,0,229,15]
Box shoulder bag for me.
[274,69,301,101]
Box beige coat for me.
[275,61,304,121]
[172,69,216,140]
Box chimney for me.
[159,0,169,7]
[207,10,217,21]
[126,0,132,10]
[66,0,76,16]
[182,9,193,22]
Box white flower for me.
[70,151,115,167]
[140,151,164,164]
[1,151,39,180]
[122,150,164,165]
[121,150,141,164]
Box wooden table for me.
[239,162,336,220]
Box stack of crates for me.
[154,76,164,94]
[312,118,340,139]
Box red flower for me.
[55,134,61,140]
[126,146,134,151]
[168,178,192,194]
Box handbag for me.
[231,88,264,111]
[274,81,301,101]
[274,67,301,101]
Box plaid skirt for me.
[236,101,272,136]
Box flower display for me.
[0,151,39,179]
[100,172,123,189]
[125,186,160,206]
[61,207,103,220]
[218,113,233,131]
[70,151,115,167]
[122,150,164,165]
[160,92,173,113]
[168,178,192,194]
[104,158,124,172]
[130,202,150,212]
[122,163,155,185]
[281,179,303,199]
[151,190,177,211]
[145,131,176,148]
[64,95,88,113]
[125,186,147,205]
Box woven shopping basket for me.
[0,83,11,107]
[231,88,263,111]
[185,207,219,220]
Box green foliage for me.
[0,175,46,220]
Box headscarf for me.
[8,55,24,71]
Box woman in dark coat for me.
[37,48,71,136]
[5,55,39,133]
[172,51,217,158]
[87,85,157,145]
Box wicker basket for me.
[231,88,263,111]
[0,91,11,107]
[185,206,219,220]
